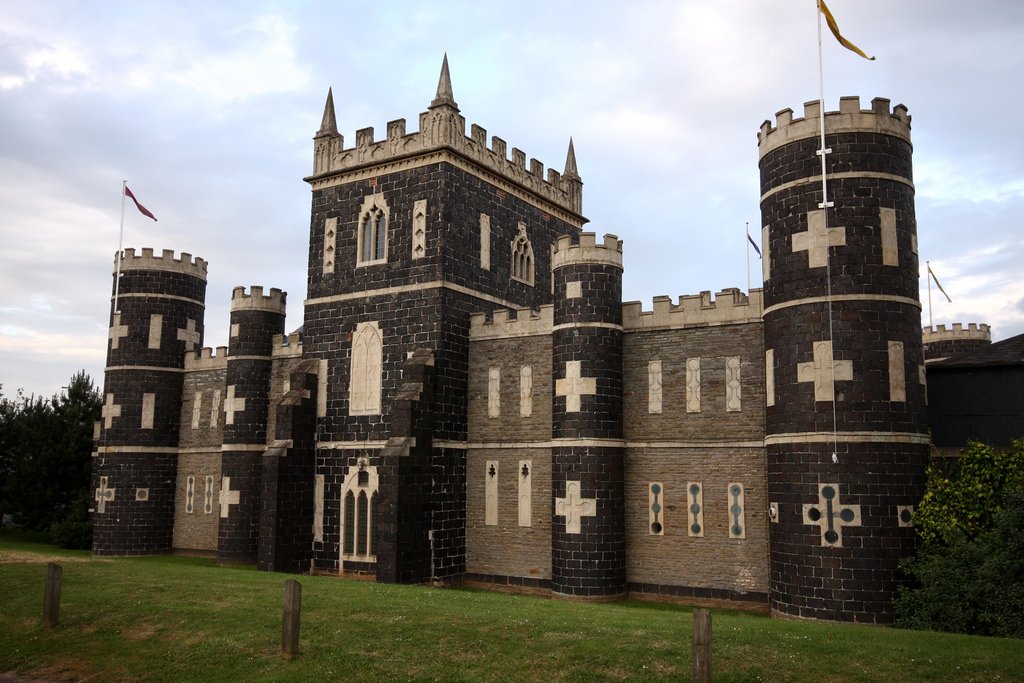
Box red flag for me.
[124,185,157,221]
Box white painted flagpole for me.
[926,260,933,329]
[745,221,751,294]
[816,0,840,463]
[114,180,126,315]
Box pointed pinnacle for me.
[564,137,580,179]
[430,53,458,109]
[318,87,338,135]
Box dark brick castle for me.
[92,57,944,623]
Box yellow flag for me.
[819,0,876,61]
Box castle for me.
[92,58,934,624]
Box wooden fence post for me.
[692,607,712,683]
[43,562,63,628]
[281,579,302,659]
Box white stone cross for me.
[109,314,129,350]
[555,480,596,534]
[555,360,597,413]
[802,483,861,547]
[95,476,115,513]
[177,318,201,350]
[101,393,122,429]
[797,341,853,402]
[223,385,246,425]
[792,209,846,268]
[219,476,241,518]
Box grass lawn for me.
[1,530,1021,682]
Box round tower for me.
[758,97,929,623]
[550,232,626,600]
[94,248,207,555]
[922,323,991,363]
[217,286,286,565]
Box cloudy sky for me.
[1,1,1022,399]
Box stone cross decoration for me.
[555,480,596,534]
[798,341,853,402]
[223,385,246,425]
[94,476,115,514]
[555,360,597,413]
[793,209,846,268]
[101,393,122,429]
[219,477,240,518]
[109,314,129,350]
[802,483,861,547]
[177,318,200,351]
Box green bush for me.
[896,439,1024,637]
[896,493,1024,638]
[49,491,93,549]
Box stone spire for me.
[430,53,459,110]
[563,137,580,179]
[318,87,338,136]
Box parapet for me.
[230,286,287,314]
[622,288,764,331]
[272,332,304,358]
[922,323,991,344]
[470,305,553,341]
[115,248,208,280]
[185,346,228,371]
[307,103,583,217]
[552,233,623,270]
[757,96,912,158]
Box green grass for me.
[1,530,1021,681]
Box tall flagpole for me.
[745,221,751,294]
[926,260,933,329]
[114,180,127,315]
[816,0,840,464]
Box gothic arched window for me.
[511,222,534,286]
[356,195,389,266]
[341,460,378,564]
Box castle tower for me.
[922,323,992,363]
[550,233,626,599]
[302,57,585,581]
[93,248,207,555]
[217,286,286,565]
[758,97,929,622]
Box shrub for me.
[49,491,93,549]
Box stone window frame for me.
[356,194,389,267]
[340,459,379,564]
[349,321,383,416]
[510,222,534,286]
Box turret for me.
[550,232,626,600]
[922,323,991,363]
[217,285,287,565]
[93,248,208,555]
[759,97,927,623]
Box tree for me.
[0,372,101,535]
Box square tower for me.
[302,56,585,580]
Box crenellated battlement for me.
[184,345,228,371]
[469,305,553,341]
[923,322,992,343]
[115,248,208,280]
[272,332,304,358]
[552,232,623,270]
[230,286,287,314]
[307,58,583,216]
[757,96,912,158]
[622,288,763,331]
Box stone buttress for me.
[218,286,286,564]
[94,249,207,555]
[550,233,626,599]
[759,97,928,622]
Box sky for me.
[1,1,1022,399]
